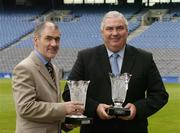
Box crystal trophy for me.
[106,73,132,116]
[64,80,93,125]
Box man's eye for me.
[55,38,60,42]
[46,37,52,41]
[45,36,60,42]
[106,28,113,31]
[117,26,125,30]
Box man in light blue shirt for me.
[12,21,84,133]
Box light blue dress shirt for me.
[107,46,125,74]
[34,50,49,65]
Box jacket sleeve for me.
[12,63,67,123]
[133,54,169,120]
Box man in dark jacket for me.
[63,11,168,133]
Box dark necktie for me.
[46,62,56,85]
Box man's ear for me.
[101,29,104,39]
[101,29,103,34]
[33,35,38,48]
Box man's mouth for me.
[111,38,119,42]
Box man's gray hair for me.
[34,21,59,37]
[100,11,128,30]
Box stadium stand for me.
[129,21,180,77]
[0,4,141,74]
[0,4,180,82]
[0,6,48,50]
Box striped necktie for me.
[46,62,56,85]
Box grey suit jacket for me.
[12,51,66,133]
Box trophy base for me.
[65,115,93,125]
[106,107,130,116]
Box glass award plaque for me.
[64,80,93,125]
[106,73,132,116]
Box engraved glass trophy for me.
[107,73,132,116]
[65,80,93,125]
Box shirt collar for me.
[106,46,125,59]
[34,50,49,65]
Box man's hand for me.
[96,104,113,120]
[65,101,84,115]
[118,103,136,120]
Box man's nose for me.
[112,29,118,35]
[51,39,59,46]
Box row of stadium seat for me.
[1,4,180,78]
[129,21,180,48]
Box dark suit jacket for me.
[63,44,168,133]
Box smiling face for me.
[34,22,60,61]
[101,15,128,52]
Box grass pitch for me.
[0,79,180,133]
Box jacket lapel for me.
[121,45,136,74]
[97,45,112,82]
[53,65,61,100]
[29,51,58,92]
[97,45,136,77]
[39,66,57,91]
